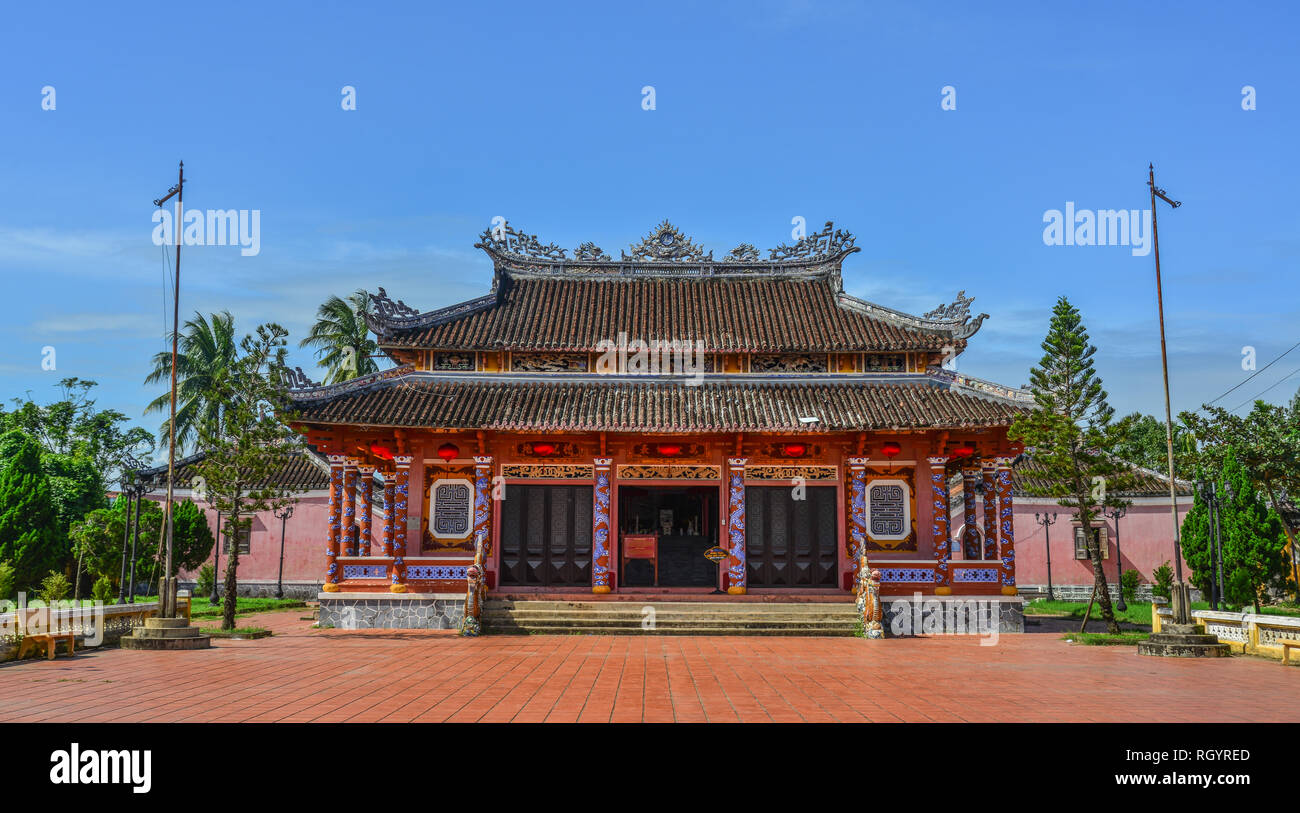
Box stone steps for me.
[120,617,211,650]
[482,599,860,636]
[1137,623,1231,658]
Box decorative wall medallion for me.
[430,478,473,540]
[510,352,589,372]
[500,464,594,479]
[750,353,829,373]
[865,477,916,551]
[622,221,713,262]
[745,465,837,481]
[616,464,721,480]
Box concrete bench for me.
[1280,639,1300,665]
[17,631,75,660]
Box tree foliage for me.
[194,323,299,629]
[0,432,62,591]
[1008,297,1135,634]
[144,311,239,452]
[299,290,381,384]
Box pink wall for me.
[1012,500,1192,586]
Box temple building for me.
[285,221,1032,631]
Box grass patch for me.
[198,626,272,639]
[1260,605,1300,618]
[1061,631,1149,646]
[1025,599,1212,627]
[133,596,305,618]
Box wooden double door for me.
[745,485,839,588]
[498,484,594,587]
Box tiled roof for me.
[1011,455,1194,498]
[380,276,967,353]
[132,448,333,492]
[289,373,1023,433]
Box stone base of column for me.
[934,586,953,596]
[592,585,612,594]
[322,583,340,593]
[389,583,408,594]
[1001,585,1018,596]
[727,585,746,595]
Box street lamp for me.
[210,510,223,606]
[1217,481,1232,607]
[1102,504,1128,612]
[116,476,135,605]
[274,505,294,600]
[1034,512,1058,601]
[126,475,154,604]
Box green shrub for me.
[37,570,71,603]
[1121,569,1142,602]
[1151,561,1173,600]
[0,560,14,601]
[91,574,114,603]
[195,563,216,597]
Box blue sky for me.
[2,1,1298,456]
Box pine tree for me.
[0,432,63,591]
[1009,297,1136,634]
[171,498,215,572]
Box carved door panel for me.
[499,484,593,587]
[746,486,838,588]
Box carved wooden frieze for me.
[750,354,829,373]
[864,353,906,372]
[616,464,721,480]
[433,351,476,371]
[746,465,838,481]
[500,464,594,479]
[510,353,589,372]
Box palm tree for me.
[299,290,381,383]
[143,311,239,451]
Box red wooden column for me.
[323,454,346,592]
[982,462,998,561]
[381,474,396,558]
[341,459,359,556]
[961,466,981,560]
[592,458,613,594]
[390,455,413,593]
[928,455,953,595]
[994,456,1018,595]
[726,457,748,595]
[357,465,375,556]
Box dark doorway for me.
[617,485,720,588]
[498,484,593,587]
[745,485,839,588]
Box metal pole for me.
[127,487,142,604]
[1113,509,1126,612]
[161,161,183,618]
[211,511,222,605]
[1148,164,1187,622]
[1212,482,1227,609]
[275,506,292,600]
[1036,512,1057,601]
[116,489,133,605]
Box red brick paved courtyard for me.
[1,610,1295,723]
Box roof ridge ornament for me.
[922,290,990,340]
[477,220,568,261]
[284,366,322,391]
[574,241,611,261]
[622,221,713,262]
[372,287,420,320]
[768,221,857,262]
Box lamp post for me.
[274,505,294,600]
[1102,505,1128,611]
[126,476,153,604]
[1217,481,1232,608]
[1034,512,1058,601]
[116,478,135,605]
[210,510,223,606]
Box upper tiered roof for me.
[365,221,989,354]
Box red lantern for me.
[783,442,807,458]
[952,444,975,458]
[656,443,682,457]
[881,441,902,459]
[369,442,394,460]
[532,442,556,457]
[436,442,459,462]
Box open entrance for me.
[617,485,720,588]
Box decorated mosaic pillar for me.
[473,456,493,555]
[381,474,396,558]
[995,457,1017,596]
[847,458,869,564]
[357,465,375,556]
[726,457,748,595]
[341,459,359,556]
[982,463,998,561]
[592,458,613,594]
[323,454,347,592]
[390,455,413,593]
[929,456,953,595]
[962,467,981,560]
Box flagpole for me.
[153,161,184,618]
